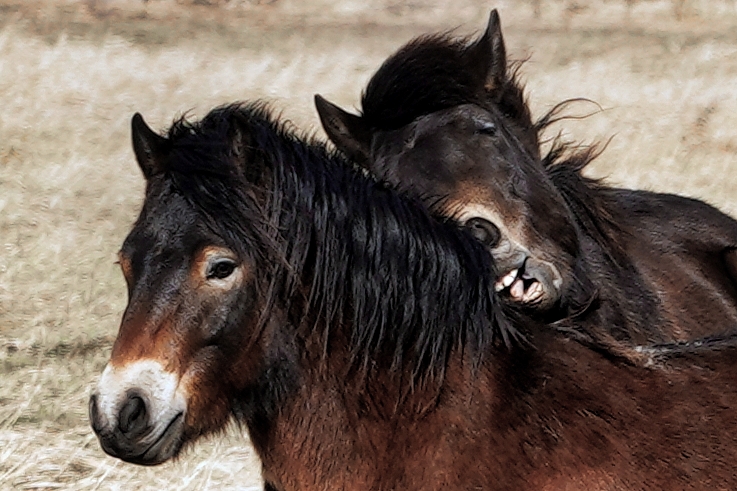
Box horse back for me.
[608,189,737,340]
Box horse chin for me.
[130,412,186,466]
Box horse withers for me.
[90,103,737,489]
[315,10,737,355]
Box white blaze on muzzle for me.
[93,359,187,440]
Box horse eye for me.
[465,217,502,248]
[475,122,497,136]
[206,258,237,280]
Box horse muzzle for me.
[89,360,187,465]
[494,253,563,309]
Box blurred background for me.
[0,0,736,489]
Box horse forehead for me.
[405,134,512,184]
[453,179,528,219]
[374,103,528,189]
[414,104,492,130]
[131,190,200,246]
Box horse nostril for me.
[465,217,502,249]
[89,394,102,432]
[118,394,149,437]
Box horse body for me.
[256,333,737,491]
[609,189,737,338]
[90,103,737,489]
[315,11,737,353]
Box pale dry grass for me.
[0,1,736,489]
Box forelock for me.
[360,34,485,131]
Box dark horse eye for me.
[475,121,497,136]
[465,217,502,248]
[207,258,237,280]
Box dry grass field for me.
[0,0,736,489]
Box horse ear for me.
[314,94,372,167]
[228,115,264,185]
[131,113,169,180]
[469,9,507,92]
[228,118,251,163]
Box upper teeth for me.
[495,269,519,292]
[493,266,546,304]
[503,269,518,286]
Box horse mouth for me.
[118,412,185,466]
[494,259,545,304]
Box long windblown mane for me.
[155,102,520,383]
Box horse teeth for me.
[494,281,505,292]
[502,269,518,287]
[523,282,543,302]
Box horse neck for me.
[242,139,515,479]
[257,129,509,390]
[547,162,666,347]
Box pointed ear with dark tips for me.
[131,113,170,180]
[314,94,372,167]
[468,9,507,93]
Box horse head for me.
[89,111,280,465]
[316,11,584,312]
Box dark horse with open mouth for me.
[316,11,737,359]
[90,102,737,489]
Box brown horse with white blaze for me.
[91,103,737,490]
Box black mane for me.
[159,103,520,382]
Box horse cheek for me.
[180,346,234,437]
